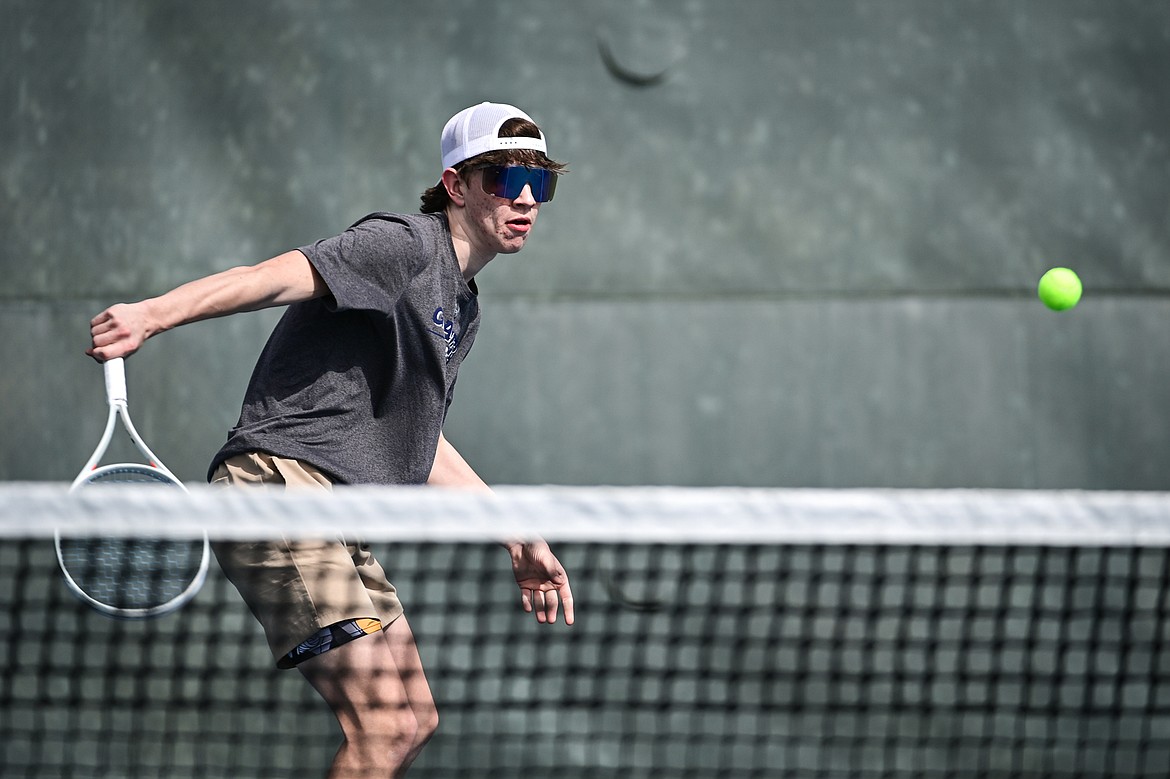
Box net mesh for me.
[3,485,1170,778]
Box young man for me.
[86,102,574,777]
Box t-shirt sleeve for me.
[298,213,429,313]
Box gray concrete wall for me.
[3,0,1169,488]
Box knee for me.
[346,704,421,755]
[409,703,437,750]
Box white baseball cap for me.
[440,102,548,170]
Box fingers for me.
[531,589,554,624]
[88,309,120,357]
[86,305,141,362]
[90,309,115,330]
[521,582,574,626]
[522,589,548,624]
[559,582,575,626]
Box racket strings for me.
[59,539,202,608]
[61,467,205,612]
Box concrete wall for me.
[3,0,1169,488]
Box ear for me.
[442,168,469,207]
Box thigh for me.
[298,614,434,723]
[379,615,435,721]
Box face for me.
[459,167,543,256]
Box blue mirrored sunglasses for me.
[478,165,558,202]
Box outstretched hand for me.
[507,540,574,626]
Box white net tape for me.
[5,482,1170,545]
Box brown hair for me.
[419,118,568,213]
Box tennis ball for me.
[1037,267,1082,311]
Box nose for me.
[513,183,537,207]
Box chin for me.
[497,238,530,254]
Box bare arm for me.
[87,250,329,361]
[428,432,575,625]
[427,431,492,492]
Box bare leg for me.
[298,616,437,778]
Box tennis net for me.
[2,484,1169,778]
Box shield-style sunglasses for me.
[478,165,558,203]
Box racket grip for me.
[104,357,128,405]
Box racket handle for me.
[104,357,128,405]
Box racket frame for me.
[57,358,210,618]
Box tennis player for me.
[86,102,573,777]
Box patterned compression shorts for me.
[281,618,383,668]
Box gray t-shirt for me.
[209,211,480,485]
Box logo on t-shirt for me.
[431,305,461,363]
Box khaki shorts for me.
[210,453,404,668]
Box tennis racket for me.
[56,357,210,618]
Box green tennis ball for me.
[1037,267,1082,311]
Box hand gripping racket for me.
[56,357,210,618]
